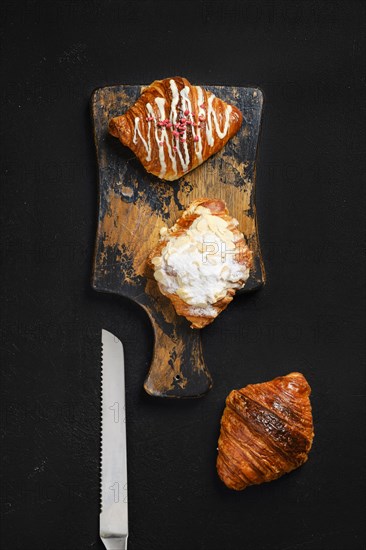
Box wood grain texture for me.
[91,84,264,398]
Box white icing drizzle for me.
[169,79,180,125]
[132,117,151,161]
[179,86,191,168]
[132,78,235,178]
[146,102,166,177]
[180,85,203,164]
[175,143,189,173]
[195,86,205,161]
[155,97,177,177]
[169,79,189,172]
[145,102,159,166]
[206,94,232,145]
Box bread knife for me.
[100,329,128,550]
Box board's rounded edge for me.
[250,87,266,287]
[143,377,213,399]
[252,85,264,105]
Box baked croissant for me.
[109,77,243,181]
[217,372,314,490]
[148,198,252,329]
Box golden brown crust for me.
[216,372,314,490]
[148,198,252,329]
[109,77,243,181]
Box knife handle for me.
[141,299,212,398]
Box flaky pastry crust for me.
[109,77,243,181]
[217,372,314,490]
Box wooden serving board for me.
[91,84,264,398]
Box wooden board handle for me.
[141,298,212,398]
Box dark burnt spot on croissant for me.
[229,392,310,462]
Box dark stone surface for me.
[1,1,365,549]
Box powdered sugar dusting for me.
[151,204,250,313]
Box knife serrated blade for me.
[100,329,128,550]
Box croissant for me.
[148,198,252,329]
[109,77,243,181]
[217,372,314,490]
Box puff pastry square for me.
[148,198,252,328]
[109,77,243,181]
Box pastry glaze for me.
[148,198,252,329]
[109,77,243,181]
[217,372,314,490]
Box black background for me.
[1,1,365,549]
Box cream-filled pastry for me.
[148,198,252,328]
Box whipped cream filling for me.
[151,206,250,314]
